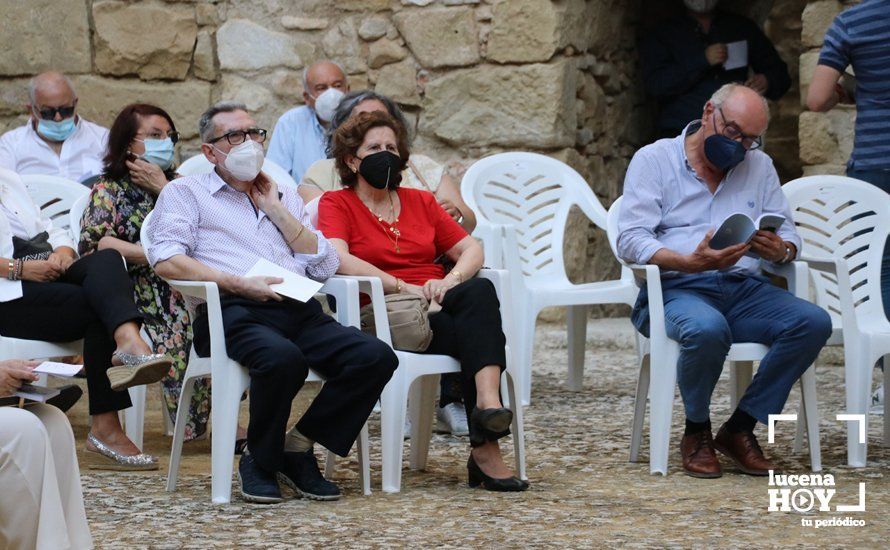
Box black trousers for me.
[193,296,397,473]
[0,249,141,415]
[423,278,508,445]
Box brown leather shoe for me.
[713,424,777,476]
[680,430,722,478]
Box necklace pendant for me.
[395,246,400,253]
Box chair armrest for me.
[329,274,392,346]
[796,254,839,275]
[761,260,809,299]
[319,277,360,328]
[628,264,667,342]
[165,280,228,361]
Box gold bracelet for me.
[6,260,14,281]
[448,270,462,283]
[286,224,306,247]
[395,278,404,293]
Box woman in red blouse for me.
[318,111,527,492]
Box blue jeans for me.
[631,272,832,424]
[846,167,890,322]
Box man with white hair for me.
[617,84,831,479]
[0,71,108,184]
[267,60,349,182]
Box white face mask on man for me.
[214,140,265,182]
[311,87,345,123]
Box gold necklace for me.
[365,191,401,253]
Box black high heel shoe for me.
[467,455,529,492]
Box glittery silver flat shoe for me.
[107,351,173,391]
[85,433,159,471]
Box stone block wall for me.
[798,0,858,175]
[0,0,653,319]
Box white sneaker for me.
[436,403,469,436]
[870,384,884,416]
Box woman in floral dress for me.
[79,104,209,440]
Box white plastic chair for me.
[605,197,822,474]
[340,271,526,493]
[177,154,298,190]
[141,211,370,503]
[460,152,638,404]
[782,176,890,467]
[68,191,174,448]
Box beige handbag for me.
[360,293,434,352]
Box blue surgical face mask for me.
[703,113,747,171]
[136,137,175,170]
[36,117,76,142]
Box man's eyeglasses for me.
[716,107,763,150]
[33,104,76,121]
[136,130,180,144]
[208,128,267,146]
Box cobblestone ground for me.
[65,320,887,548]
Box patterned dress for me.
[79,176,210,440]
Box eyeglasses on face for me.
[716,107,763,150]
[34,104,76,120]
[208,128,267,145]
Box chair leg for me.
[358,422,371,496]
[794,394,807,455]
[324,450,337,480]
[166,377,198,492]
[380,368,408,493]
[629,355,650,463]
[649,343,679,476]
[210,362,248,504]
[504,371,527,481]
[124,385,146,450]
[799,365,821,471]
[845,346,871,468]
[729,361,753,411]
[883,354,889,447]
[160,384,175,437]
[566,304,588,392]
[517,313,537,406]
[409,375,438,471]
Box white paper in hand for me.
[34,361,83,377]
[724,40,748,71]
[245,258,324,302]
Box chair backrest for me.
[20,174,90,234]
[606,196,625,265]
[177,154,298,190]
[783,175,890,327]
[460,152,609,283]
[68,192,91,245]
[140,210,155,250]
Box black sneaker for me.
[277,449,341,501]
[237,452,284,504]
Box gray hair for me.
[325,90,411,156]
[710,83,770,124]
[198,101,248,143]
[302,60,347,93]
[28,72,76,104]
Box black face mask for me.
[358,151,403,189]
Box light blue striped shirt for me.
[818,0,890,170]
[617,123,800,276]
[267,105,327,183]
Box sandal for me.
[107,351,173,391]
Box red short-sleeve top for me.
[318,187,467,286]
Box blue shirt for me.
[267,105,327,183]
[818,0,890,170]
[617,123,800,276]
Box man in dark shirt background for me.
[641,0,791,138]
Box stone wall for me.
[0,0,653,319]
[798,0,858,175]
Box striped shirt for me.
[818,0,890,170]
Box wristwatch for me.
[779,243,793,264]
